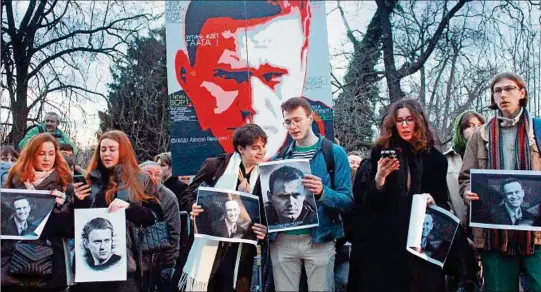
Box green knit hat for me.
[451,111,473,156]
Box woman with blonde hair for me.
[1,133,74,291]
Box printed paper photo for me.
[1,189,57,240]
[259,159,319,233]
[407,194,459,267]
[74,208,127,283]
[470,169,541,231]
[195,187,260,245]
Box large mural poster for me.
[166,0,334,175]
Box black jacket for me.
[348,142,450,292]
[163,176,188,205]
[491,204,535,226]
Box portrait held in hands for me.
[0,189,56,240]
[75,208,127,283]
[259,159,319,232]
[407,196,459,268]
[195,187,260,245]
[470,169,541,231]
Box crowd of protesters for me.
[1,72,540,292]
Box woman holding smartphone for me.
[72,130,163,292]
[348,99,450,292]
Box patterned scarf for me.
[486,107,536,255]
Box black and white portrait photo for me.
[259,159,319,233]
[407,195,459,267]
[1,189,56,240]
[195,187,260,245]
[75,208,127,283]
[470,169,541,231]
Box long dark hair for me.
[376,99,435,153]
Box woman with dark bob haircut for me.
[349,99,459,291]
[179,123,269,292]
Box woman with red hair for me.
[72,130,163,292]
[1,133,74,291]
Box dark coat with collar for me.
[85,253,122,271]
[1,218,39,236]
[1,170,74,290]
[491,203,535,226]
[348,142,450,292]
[178,153,274,292]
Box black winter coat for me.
[348,142,450,292]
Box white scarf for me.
[178,152,259,291]
[24,169,54,190]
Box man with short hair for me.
[2,197,39,236]
[171,1,333,174]
[269,97,352,291]
[420,213,451,263]
[265,165,317,227]
[491,178,535,225]
[18,112,77,153]
[223,200,247,239]
[82,217,121,270]
[421,213,435,250]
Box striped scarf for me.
[486,108,536,255]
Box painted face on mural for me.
[175,2,311,158]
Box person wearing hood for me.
[459,72,541,292]
[18,112,77,154]
[445,111,486,224]
[0,145,19,186]
[444,111,486,292]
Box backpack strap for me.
[533,118,541,154]
[277,144,289,159]
[279,138,336,188]
[320,137,335,189]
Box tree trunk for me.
[377,0,404,103]
[11,67,30,145]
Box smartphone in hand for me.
[381,149,397,159]
[73,175,87,186]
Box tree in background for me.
[100,27,169,162]
[1,0,156,145]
